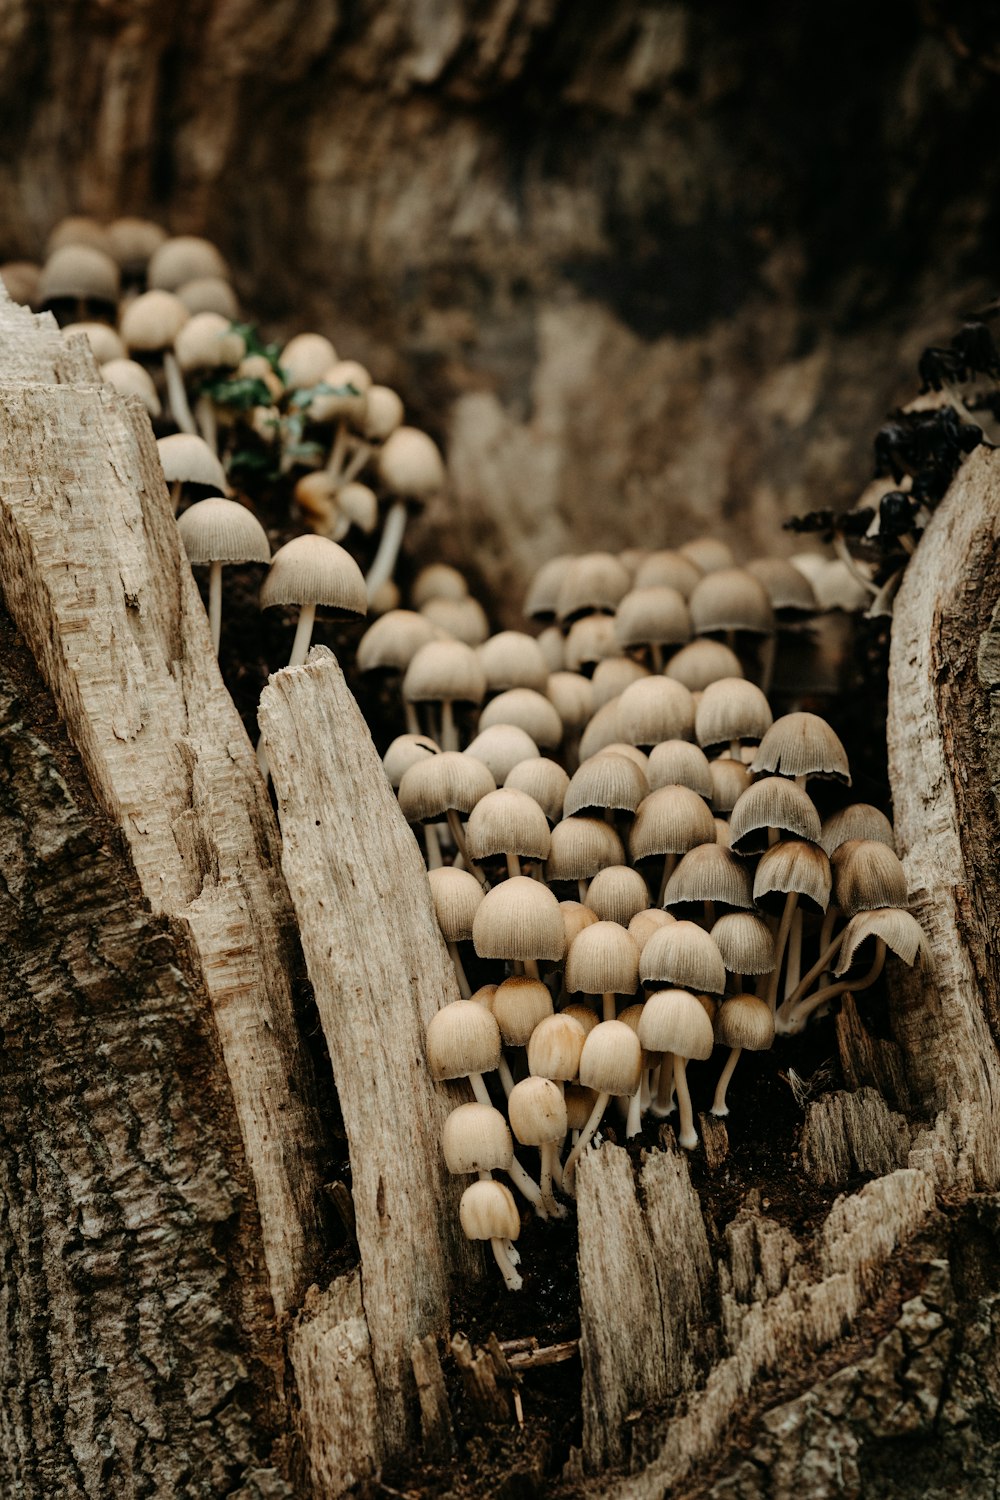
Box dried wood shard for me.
[800,1087,912,1185]
[288,1276,382,1492]
[258,644,473,1455]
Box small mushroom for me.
[177,497,271,654]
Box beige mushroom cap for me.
[472,876,565,962]
[546,817,625,881]
[157,433,228,491]
[64,322,125,364]
[546,671,595,731]
[617,676,695,747]
[663,843,754,913]
[358,610,440,674]
[640,920,727,995]
[397,750,495,821]
[148,235,230,292]
[106,216,168,272]
[638,988,715,1060]
[527,1013,587,1083]
[492,976,554,1046]
[426,865,485,942]
[695,678,773,750]
[584,865,651,927]
[753,839,832,914]
[714,993,775,1051]
[710,913,776,976]
[628,907,676,952]
[464,725,540,783]
[421,596,491,646]
[260,534,367,616]
[480,689,562,749]
[382,732,440,789]
[751,712,851,785]
[834,907,926,973]
[101,358,162,416]
[578,1020,643,1095]
[412,564,468,606]
[556,553,631,623]
[634,549,703,597]
[629,784,716,861]
[831,839,908,917]
[730,776,822,853]
[647,740,713,798]
[666,639,744,691]
[39,244,120,303]
[504,757,570,823]
[442,1103,513,1174]
[566,921,640,997]
[466,787,551,862]
[279,333,338,389]
[46,215,112,257]
[508,1076,568,1146]
[377,426,445,498]
[819,803,896,857]
[404,639,487,705]
[0,261,41,306]
[174,311,245,372]
[459,1179,521,1242]
[176,276,240,319]
[678,537,735,574]
[426,999,502,1080]
[122,290,190,352]
[363,385,405,441]
[177,497,271,566]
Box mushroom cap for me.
[46,215,112,257]
[753,839,832,913]
[714,817,732,847]
[397,750,495,821]
[260,535,366,616]
[524,555,575,620]
[714,993,775,1051]
[564,613,618,672]
[678,537,735,573]
[404,639,487,705]
[306,358,371,422]
[122,289,190,352]
[834,907,926,973]
[695,678,773,750]
[426,1000,501,1079]
[709,757,752,814]
[472,876,565,962]
[710,913,775,976]
[471,984,498,1009]
[459,1179,520,1242]
[0,261,41,306]
[101,358,162,416]
[751,712,851,785]
[666,639,745,693]
[479,631,549,693]
[177,497,271,565]
[508,1076,568,1146]
[412,564,468,606]
[358,610,440,674]
[640,920,726,995]
[480,689,562,749]
[566,921,640,997]
[663,843,754,912]
[106,216,168,272]
[578,1019,643,1095]
[279,333,338,389]
[628,907,676,952]
[39,244,120,303]
[638,988,716,1060]
[730,776,822,853]
[633,549,703,597]
[174,311,245,372]
[427,865,485,942]
[646,739,713,797]
[377,426,445,499]
[536,625,565,672]
[177,276,240,319]
[382,732,439,788]
[820,803,896,857]
[584,865,651,927]
[746,557,818,615]
[831,839,908,917]
[546,817,625,881]
[562,1004,601,1038]
[591,656,649,709]
[617,676,695,748]
[442,1103,513,1174]
[64,321,125,364]
[560,900,600,950]
[157,433,228,491]
[546,672,595,731]
[556,552,631,622]
[577,699,624,761]
[614,586,692,649]
[504,758,570,823]
[363,384,405,441]
[629,785,716,861]
[565,752,649,818]
[421,595,491,645]
[492,976,553,1046]
[528,1013,587,1083]
[464,725,540,783]
[148,235,229,291]
[466,787,551,862]
[689,567,775,636]
[565,1083,600,1130]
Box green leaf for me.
[228,321,285,376]
[228,448,278,479]
[200,375,275,411]
[288,380,360,410]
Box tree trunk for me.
[3,294,1000,1497]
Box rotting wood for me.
[287,1276,382,1494]
[411,1335,456,1462]
[835,990,912,1109]
[450,1333,514,1424]
[799,1086,912,1185]
[0,290,326,1320]
[258,645,475,1454]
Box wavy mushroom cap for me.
[473,876,565,962]
[260,535,366,616]
[427,865,485,942]
[834,907,926,973]
[459,1179,521,1242]
[710,913,775,976]
[157,433,227,491]
[831,839,908,917]
[177,497,270,566]
[695,678,773,750]
[629,784,716,861]
[565,752,649,817]
[751,712,851,785]
[753,839,832,914]
[730,776,821,853]
[122,289,190,352]
[663,843,754,913]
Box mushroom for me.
[508,1076,569,1218]
[157,433,228,510]
[472,875,565,981]
[464,724,540,784]
[260,534,367,668]
[147,236,230,292]
[357,609,441,732]
[647,739,713,797]
[710,994,775,1115]
[459,1179,523,1290]
[616,676,695,749]
[397,749,495,878]
[662,843,754,923]
[729,777,821,854]
[466,787,551,880]
[442,1103,527,1265]
[176,277,240,319]
[694,678,773,760]
[101,358,162,417]
[562,1020,642,1188]
[63,321,125,365]
[564,751,649,821]
[613,585,692,672]
[427,866,485,997]
[634,549,703,597]
[665,639,744,691]
[751,712,852,789]
[584,865,650,927]
[629,784,716,903]
[637,989,715,1148]
[122,291,193,432]
[546,816,626,902]
[556,553,631,624]
[403,639,486,751]
[504,758,571,824]
[566,921,640,1023]
[38,244,120,321]
[177,497,271,653]
[776,907,926,1035]
[480,689,563,751]
[367,427,446,602]
[106,217,168,281]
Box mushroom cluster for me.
[371,546,927,1286]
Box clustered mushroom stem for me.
[651,1057,675,1116]
[562,1091,611,1195]
[163,350,197,435]
[657,852,678,906]
[783,911,803,1000]
[171,478,183,513]
[602,991,616,1023]
[497,1055,515,1097]
[758,632,777,698]
[491,1237,523,1292]
[673,1055,698,1149]
[650,643,664,673]
[765,890,800,1012]
[288,603,318,668]
[404,700,421,735]
[424,824,443,870]
[506,851,521,880]
[817,906,840,983]
[577,879,589,903]
[208,560,223,655]
[711,1046,742,1116]
[446,809,486,887]
[195,393,218,455]
[625,1086,643,1138]
[539,1144,560,1217]
[774,932,842,1019]
[440,699,459,752]
[326,419,349,480]
[505,1153,547,1216]
[780,940,887,1034]
[365,497,408,602]
[469,1072,492,1108]
[339,441,372,487]
[522,958,540,980]
[446,940,471,998]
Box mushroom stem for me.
[673,1055,698,1149]
[711,1045,742,1117]
[650,1058,676,1117]
[505,1153,547,1216]
[446,940,471,998]
[774,932,843,1022]
[208,559,223,655]
[625,1086,643,1138]
[539,1142,565,1218]
[758,632,777,698]
[446,809,487,888]
[522,958,541,980]
[424,823,443,870]
[288,602,318,667]
[817,905,841,983]
[339,440,373,487]
[765,890,799,1012]
[195,393,218,455]
[506,851,522,880]
[783,910,803,1000]
[365,498,408,602]
[491,1237,523,1291]
[778,940,886,1035]
[163,351,197,435]
[602,991,616,1023]
[650,643,664,673]
[327,418,349,480]
[404,700,421,735]
[562,1091,610,1194]
[497,1055,515,1098]
[440,699,459,752]
[171,478,183,513]
[577,879,589,904]
[657,852,678,907]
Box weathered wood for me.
[835,990,912,1110]
[887,445,1000,1191]
[258,646,473,1454]
[0,290,326,1320]
[287,1277,381,1494]
[450,1333,513,1424]
[411,1335,456,1462]
[799,1087,911,1185]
